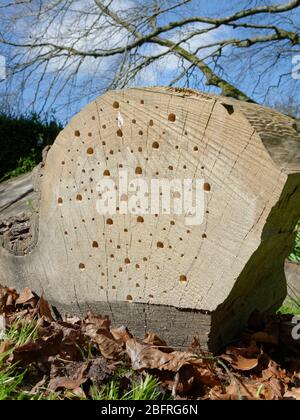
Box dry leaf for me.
[38,296,54,322]
[110,326,132,344]
[0,340,11,355]
[48,376,87,391]
[126,338,199,372]
[284,387,300,400]
[15,288,35,305]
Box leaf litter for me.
[0,284,300,400]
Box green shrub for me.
[0,113,62,181]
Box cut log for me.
[1,87,300,352]
[0,172,37,218]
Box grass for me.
[289,228,300,264]
[91,374,166,401]
[0,319,41,400]
[0,363,25,400]
[0,319,165,401]
[278,298,300,316]
[4,319,40,347]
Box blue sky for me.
[0,0,299,123]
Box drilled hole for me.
[117,129,123,137]
[204,183,211,192]
[125,258,130,264]
[103,170,110,176]
[127,295,133,302]
[113,101,119,109]
[57,197,63,205]
[87,147,94,155]
[106,218,113,225]
[135,166,143,175]
[74,130,80,137]
[137,216,144,223]
[152,141,159,149]
[157,241,164,249]
[179,275,187,283]
[76,194,83,201]
[79,263,85,271]
[92,241,99,248]
[168,113,176,122]
[120,194,128,201]
[149,119,154,126]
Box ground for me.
[0,285,300,400]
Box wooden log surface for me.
[0,87,300,352]
[0,172,37,218]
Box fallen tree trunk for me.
[1,87,300,352]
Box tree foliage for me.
[0,113,62,181]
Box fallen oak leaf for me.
[9,328,64,364]
[84,318,124,360]
[110,326,132,344]
[220,346,260,371]
[92,330,124,360]
[48,376,87,392]
[126,338,201,372]
[84,312,111,331]
[284,387,300,400]
[16,287,37,307]
[143,332,173,353]
[0,340,11,355]
[231,355,259,372]
[38,295,54,322]
[0,287,19,311]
